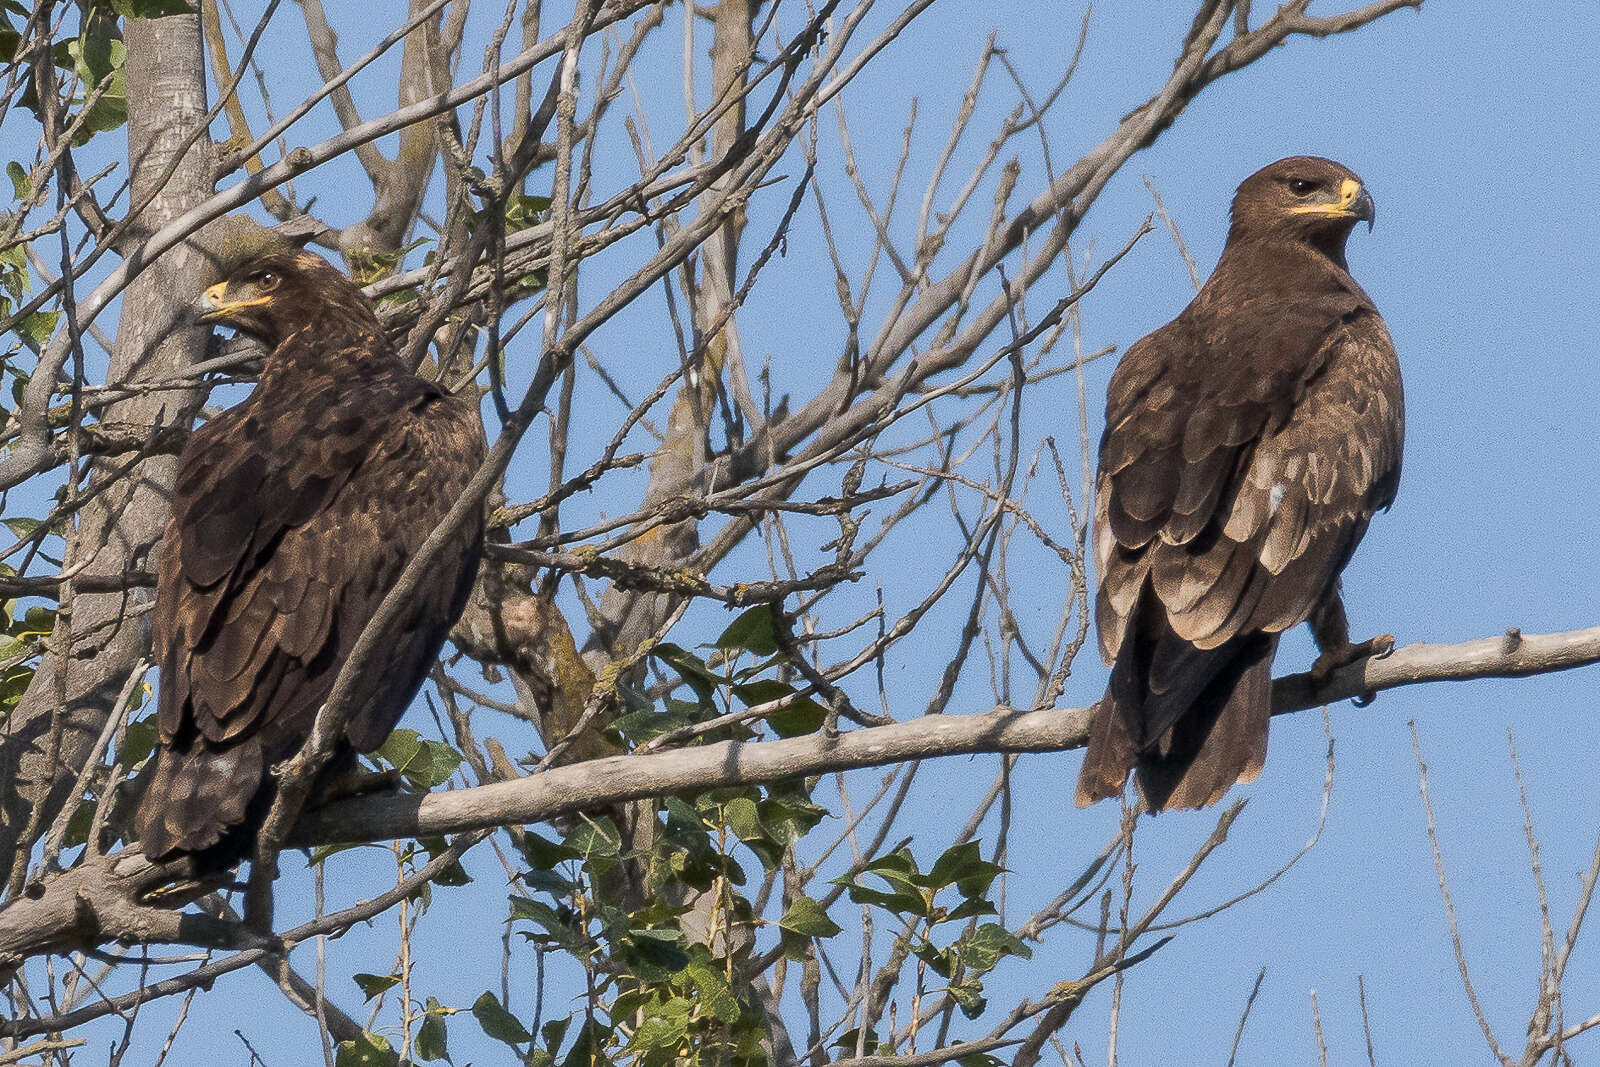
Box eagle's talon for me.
[1309,633,1394,686]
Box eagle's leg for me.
[310,750,405,808]
[311,768,405,808]
[1307,583,1394,685]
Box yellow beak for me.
[194,282,272,323]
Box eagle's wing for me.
[159,385,484,754]
[1094,305,1402,743]
[142,384,483,858]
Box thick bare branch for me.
[294,624,1600,844]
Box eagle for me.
[1076,156,1403,811]
[134,224,486,868]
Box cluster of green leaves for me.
[322,603,1025,1065]
[612,604,826,748]
[0,239,57,356]
[835,840,1031,1028]
[460,784,829,1066]
[2,0,193,351]
[7,1,191,144]
[0,593,53,722]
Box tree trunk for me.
[0,13,214,892]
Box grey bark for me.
[0,14,213,892]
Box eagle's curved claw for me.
[1311,633,1394,708]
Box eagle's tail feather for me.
[135,739,265,866]
[1074,697,1138,807]
[1135,636,1274,811]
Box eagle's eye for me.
[1287,179,1317,197]
[252,270,281,292]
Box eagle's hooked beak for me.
[193,281,272,325]
[192,281,229,324]
[1348,184,1376,232]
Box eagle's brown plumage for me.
[134,227,486,866]
[1076,157,1403,811]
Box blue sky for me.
[30,0,1600,1062]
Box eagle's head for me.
[194,223,377,348]
[1229,156,1376,253]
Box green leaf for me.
[413,997,452,1063]
[731,678,792,706]
[410,739,463,788]
[723,795,763,843]
[375,728,422,770]
[839,884,924,916]
[352,972,400,1000]
[652,643,721,704]
[663,796,704,829]
[927,840,983,887]
[373,729,462,789]
[621,933,690,982]
[519,866,574,897]
[760,793,828,842]
[6,161,28,199]
[121,0,198,16]
[417,835,472,886]
[912,938,954,978]
[768,696,826,738]
[925,839,1004,899]
[852,846,923,901]
[10,604,55,639]
[628,996,689,1052]
[519,830,580,869]
[307,840,381,865]
[504,193,552,233]
[565,815,622,860]
[508,897,581,947]
[62,798,95,848]
[610,703,694,744]
[947,978,986,1019]
[956,1051,1006,1067]
[471,990,531,1046]
[715,603,780,656]
[831,1029,880,1054]
[945,898,999,922]
[15,311,54,348]
[558,1020,611,1067]
[64,28,127,140]
[541,1017,572,1054]
[778,894,842,938]
[686,960,740,1023]
[334,1032,398,1067]
[0,664,31,714]
[956,923,1032,972]
[119,718,157,767]
[731,678,828,737]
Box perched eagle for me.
[1076,157,1403,811]
[134,225,486,867]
